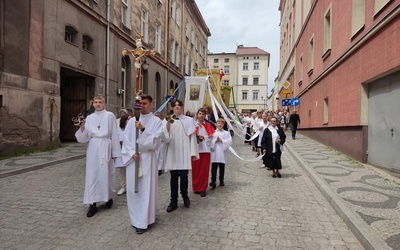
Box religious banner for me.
[184,76,208,115]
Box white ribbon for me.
[228,146,264,162]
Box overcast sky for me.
[195,0,281,95]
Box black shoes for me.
[183,197,190,208]
[272,174,277,178]
[86,199,113,217]
[220,182,225,187]
[166,203,177,213]
[135,228,146,234]
[200,191,206,197]
[87,205,98,217]
[105,199,113,208]
[277,173,282,178]
[209,182,216,189]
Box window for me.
[184,54,189,75]
[242,92,248,100]
[176,6,181,26]
[175,42,180,67]
[351,0,365,36]
[170,40,175,63]
[224,58,229,63]
[308,37,314,73]
[243,63,248,70]
[190,30,195,45]
[171,1,176,21]
[252,92,259,100]
[195,35,198,51]
[242,77,248,85]
[254,62,259,70]
[224,65,230,74]
[65,25,78,45]
[323,97,329,124]
[324,6,331,53]
[253,77,259,85]
[82,35,93,52]
[121,0,130,28]
[222,80,229,86]
[299,55,303,81]
[155,24,161,52]
[213,66,219,69]
[185,23,190,38]
[213,58,219,63]
[141,9,149,42]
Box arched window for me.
[65,25,78,45]
[82,34,94,53]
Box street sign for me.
[292,97,300,106]
[282,81,291,89]
[281,89,291,98]
[282,98,292,106]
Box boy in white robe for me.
[122,95,162,234]
[161,99,199,213]
[75,95,121,217]
[210,118,232,188]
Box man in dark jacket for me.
[288,110,300,139]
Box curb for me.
[285,142,390,250]
[0,154,86,179]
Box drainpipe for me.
[105,0,110,104]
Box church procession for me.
[74,65,297,235]
[2,0,400,249]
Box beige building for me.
[207,46,270,113]
[0,0,210,154]
[206,52,237,108]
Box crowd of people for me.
[75,96,234,234]
[75,95,301,234]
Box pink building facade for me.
[278,0,400,170]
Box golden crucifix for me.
[122,34,156,96]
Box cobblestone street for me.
[0,135,365,249]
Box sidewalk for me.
[285,132,400,250]
[0,143,86,179]
[1,133,399,249]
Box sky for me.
[195,0,281,95]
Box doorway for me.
[59,67,95,141]
[368,71,400,171]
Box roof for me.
[236,46,270,55]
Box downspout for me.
[106,0,110,104]
[165,0,171,104]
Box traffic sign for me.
[282,81,291,89]
[292,97,300,106]
[281,89,291,98]
[282,98,292,106]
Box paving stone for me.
[3,132,396,249]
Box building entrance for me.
[368,71,400,171]
[59,67,95,141]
